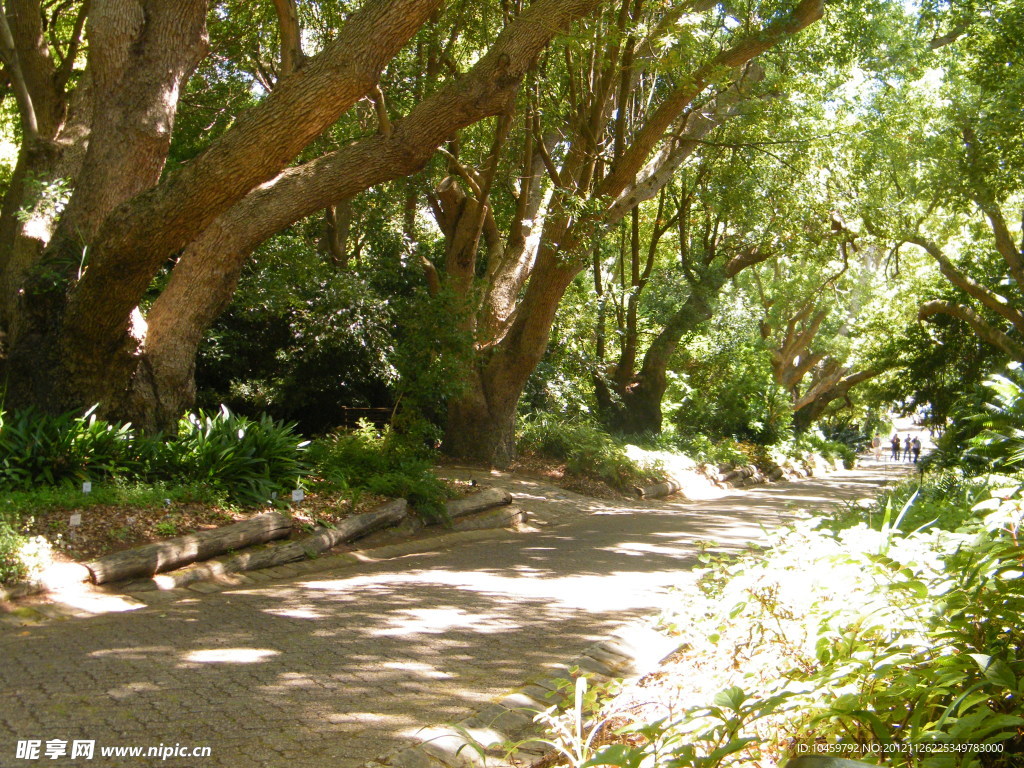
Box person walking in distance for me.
[912,436,922,464]
[904,435,913,462]
[890,434,901,461]
[871,434,882,460]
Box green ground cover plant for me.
[517,415,660,491]
[0,481,229,517]
[0,404,308,506]
[0,411,458,585]
[306,421,452,522]
[0,405,136,488]
[533,474,1023,767]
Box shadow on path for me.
[0,465,902,767]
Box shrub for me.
[165,406,309,506]
[672,435,764,470]
[0,406,135,489]
[927,365,1024,474]
[562,480,1024,766]
[517,415,654,491]
[0,517,29,585]
[307,422,450,522]
[0,515,53,586]
[795,431,857,469]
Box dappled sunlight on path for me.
[0,464,899,767]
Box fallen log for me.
[446,487,512,518]
[86,511,292,584]
[634,479,683,499]
[151,499,409,590]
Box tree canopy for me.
[0,0,1020,461]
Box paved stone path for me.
[0,463,903,767]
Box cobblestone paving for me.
[0,465,900,767]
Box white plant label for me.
[69,513,82,527]
[291,489,304,503]
[82,481,92,494]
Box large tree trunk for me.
[609,385,667,435]
[3,0,211,412]
[599,248,769,436]
[444,371,519,468]
[0,0,88,360]
[602,278,722,436]
[3,0,443,417]
[117,0,600,430]
[443,251,578,466]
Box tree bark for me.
[918,299,1024,360]
[443,368,520,468]
[85,511,292,584]
[4,0,443,415]
[0,0,87,348]
[125,0,603,429]
[272,0,304,76]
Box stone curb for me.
[362,620,680,768]
[0,562,93,603]
[0,579,45,602]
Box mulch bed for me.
[19,480,476,564]
[21,490,388,563]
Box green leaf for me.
[581,744,645,768]
[969,655,1018,690]
[712,686,747,712]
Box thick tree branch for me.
[919,299,1024,360]
[793,368,879,427]
[980,201,1024,288]
[64,0,444,365]
[54,0,85,91]
[598,0,824,202]
[0,1,40,140]
[273,0,304,76]
[605,63,766,228]
[907,235,1024,336]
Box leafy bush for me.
[517,415,655,491]
[672,435,750,468]
[0,404,308,506]
[165,406,309,506]
[0,517,29,585]
[307,422,450,522]
[795,431,857,469]
[0,406,135,488]
[0,515,53,586]
[927,365,1024,474]
[560,480,1024,766]
[818,420,872,453]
